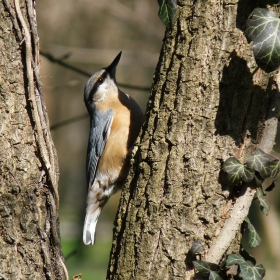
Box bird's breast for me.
[96,103,131,184]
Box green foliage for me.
[245,8,280,72]
[239,262,265,280]
[193,260,220,277]
[226,254,266,280]
[221,149,279,278]
[209,271,223,280]
[256,188,270,215]
[222,157,255,185]
[246,149,270,179]
[222,149,280,221]
[226,254,245,266]
[222,149,280,189]
[157,0,177,29]
[270,159,280,179]
[190,240,204,254]
[244,217,262,248]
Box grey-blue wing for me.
[86,109,114,188]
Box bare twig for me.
[40,50,151,92]
[50,113,88,131]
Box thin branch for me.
[40,50,92,77]
[50,113,88,131]
[205,185,256,264]
[40,50,151,92]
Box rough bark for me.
[107,1,279,279]
[0,0,67,279]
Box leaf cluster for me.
[223,149,279,186]
[190,240,266,280]
[226,252,265,280]
[189,241,223,280]
[222,149,279,214]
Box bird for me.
[83,51,144,245]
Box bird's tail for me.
[83,203,101,245]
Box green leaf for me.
[223,157,255,184]
[253,173,264,188]
[158,0,177,29]
[226,254,245,266]
[239,261,265,280]
[244,217,262,248]
[255,264,266,278]
[193,260,220,276]
[190,240,204,254]
[256,188,270,215]
[240,248,256,265]
[270,159,280,180]
[209,271,223,280]
[245,8,280,72]
[246,149,271,179]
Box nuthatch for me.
[83,52,144,245]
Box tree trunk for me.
[107,1,279,279]
[0,0,67,279]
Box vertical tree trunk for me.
[107,1,279,279]
[0,0,66,279]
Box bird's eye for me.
[97,77,104,85]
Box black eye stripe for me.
[88,71,108,102]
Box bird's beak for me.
[107,51,122,79]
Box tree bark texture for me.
[107,1,279,279]
[0,0,66,279]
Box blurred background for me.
[37,1,164,279]
[36,1,280,279]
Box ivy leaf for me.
[246,149,271,179]
[270,159,280,180]
[240,248,256,265]
[223,157,255,184]
[253,173,264,188]
[254,264,266,278]
[226,254,245,266]
[239,261,265,280]
[190,240,204,254]
[244,217,262,248]
[209,271,223,280]
[256,188,270,215]
[245,8,280,72]
[158,0,177,29]
[193,260,220,276]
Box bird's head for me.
[84,51,122,111]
